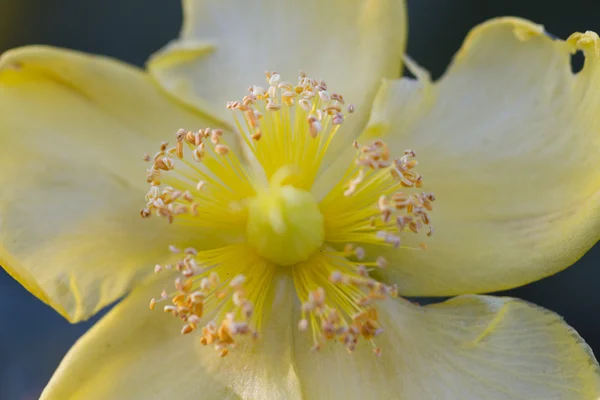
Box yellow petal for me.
[147,0,407,159]
[293,295,600,399]
[41,273,301,400]
[361,18,600,295]
[0,46,224,322]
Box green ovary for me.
[246,184,324,266]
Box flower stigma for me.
[246,167,325,266]
[141,71,435,357]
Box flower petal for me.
[147,0,407,157]
[362,18,600,295]
[0,46,225,322]
[293,296,600,399]
[41,272,301,400]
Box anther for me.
[163,305,176,314]
[155,157,174,171]
[251,130,262,140]
[376,256,388,268]
[215,144,230,156]
[355,247,365,260]
[308,118,322,138]
[298,319,309,331]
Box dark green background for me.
[0,1,598,398]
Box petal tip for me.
[0,45,138,86]
[456,17,547,61]
[1,45,81,67]
[0,45,53,72]
[567,30,600,58]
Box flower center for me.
[247,176,324,266]
[140,71,435,358]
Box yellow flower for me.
[0,1,599,398]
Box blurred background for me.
[0,0,598,398]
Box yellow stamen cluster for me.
[298,139,434,354]
[141,127,252,226]
[140,71,435,358]
[227,71,354,190]
[149,246,261,357]
[343,140,435,249]
[294,245,399,356]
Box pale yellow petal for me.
[147,0,407,159]
[293,296,600,399]
[0,46,226,322]
[361,18,600,295]
[42,272,300,400]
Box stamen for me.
[229,70,354,191]
[141,127,254,230]
[293,249,397,354]
[150,245,272,356]
[321,141,435,248]
[301,139,435,354]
